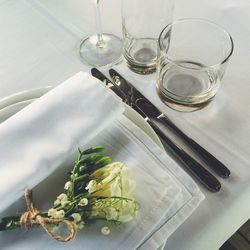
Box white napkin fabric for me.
[0,71,124,213]
[0,71,189,250]
[0,71,204,250]
[0,114,203,250]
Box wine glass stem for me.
[95,1,105,48]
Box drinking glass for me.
[157,19,234,112]
[79,0,123,67]
[122,0,174,74]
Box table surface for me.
[0,0,249,250]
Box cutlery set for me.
[91,68,231,192]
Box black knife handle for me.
[147,119,221,192]
[159,116,231,178]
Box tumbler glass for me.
[122,0,174,74]
[157,19,234,112]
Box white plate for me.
[0,87,52,110]
[0,87,163,149]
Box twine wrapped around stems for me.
[20,188,77,242]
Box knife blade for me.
[92,68,221,191]
[109,69,230,179]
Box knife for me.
[136,98,231,178]
[91,68,127,102]
[109,69,230,179]
[92,68,221,192]
[138,107,221,192]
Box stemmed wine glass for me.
[79,0,123,67]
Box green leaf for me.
[78,153,105,166]
[80,146,105,155]
[75,174,89,184]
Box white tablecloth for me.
[0,0,249,249]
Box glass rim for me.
[158,18,234,70]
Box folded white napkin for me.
[0,114,181,250]
[0,72,124,213]
[0,111,204,250]
[0,72,203,250]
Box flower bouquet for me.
[0,146,139,242]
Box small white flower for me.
[71,173,78,179]
[54,210,65,219]
[85,180,97,193]
[77,221,85,230]
[79,198,88,206]
[64,181,72,190]
[54,193,68,206]
[101,226,110,235]
[48,208,57,217]
[71,213,81,223]
[57,193,68,202]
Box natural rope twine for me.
[20,188,77,242]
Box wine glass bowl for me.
[79,33,123,67]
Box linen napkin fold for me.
[0,116,182,250]
[0,71,124,213]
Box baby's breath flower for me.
[101,226,110,235]
[71,173,78,179]
[57,193,68,202]
[79,198,88,206]
[54,210,65,219]
[48,208,57,217]
[85,180,97,193]
[71,213,81,223]
[49,209,65,219]
[64,181,72,190]
[54,193,68,206]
